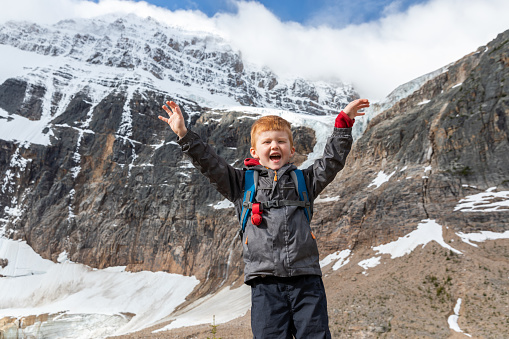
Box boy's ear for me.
[289,146,295,158]
[250,147,259,158]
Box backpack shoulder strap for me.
[290,169,311,222]
[240,169,259,233]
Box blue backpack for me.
[239,169,311,235]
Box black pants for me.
[250,275,331,339]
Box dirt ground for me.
[112,236,509,339]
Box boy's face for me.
[250,130,295,170]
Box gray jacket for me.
[177,127,353,283]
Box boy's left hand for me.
[344,99,370,120]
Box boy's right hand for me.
[159,101,188,139]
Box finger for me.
[168,101,181,114]
[158,115,169,123]
[162,105,172,115]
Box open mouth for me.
[270,154,282,161]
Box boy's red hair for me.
[251,115,293,148]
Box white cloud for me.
[382,0,406,17]
[0,0,218,33]
[1,0,509,100]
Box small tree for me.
[207,315,222,339]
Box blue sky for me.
[92,0,429,28]
[3,0,509,99]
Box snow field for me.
[0,237,200,336]
[154,284,251,332]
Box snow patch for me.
[0,108,53,146]
[357,219,461,272]
[155,284,250,332]
[374,219,461,259]
[57,251,74,264]
[456,230,509,247]
[454,187,509,212]
[1,146,30,194]
[448,298,471,336]
[368,170,396,189]
[176,172,190,179]
[315,195,340,204]
[320,249,351,270]
[70,130,83,179]
[209,199,234,210]
[358,256,381,270]
[179,160,195,169]
[67,189,77,221]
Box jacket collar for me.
[244,158,261,167]
[243,158,297,175]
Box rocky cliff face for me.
[313,29,509,251]
[1,21,507,289]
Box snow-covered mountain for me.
[0,14,357,119]
[0,10,508,339]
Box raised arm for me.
[306,98,369,198]
[158,101,244,202]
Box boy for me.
[159,98,369,338]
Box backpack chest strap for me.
[243,200,310,209]
[239,169,311,237]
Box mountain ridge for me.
[0,14,358,117]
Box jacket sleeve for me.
[177,129,244,202]
[304,127,353,200]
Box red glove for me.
[335,111,355,128]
